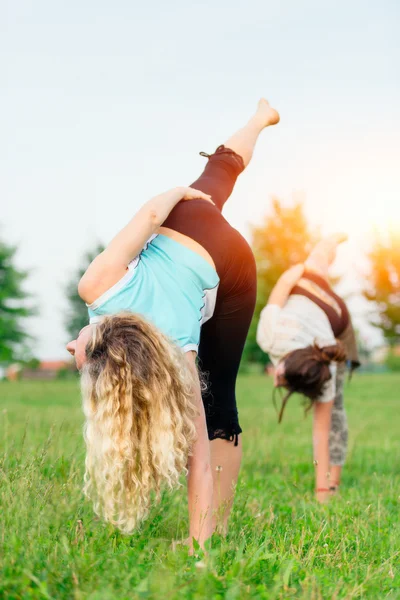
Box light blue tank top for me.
[87,234,220,353]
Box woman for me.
[256,234,360,502]
[66,99,280,547]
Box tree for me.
[65,244,104,339]
[363,231,400,345]
[0,239,35,362]
[242,198,316,366]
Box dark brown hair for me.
[275,342,347,422]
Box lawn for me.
[0,374,399,599]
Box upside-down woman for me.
[66,99,280,547]
[257,234,360,502]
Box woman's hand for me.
[78,186,215,304]
[176,187,214,204]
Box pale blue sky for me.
[2,0,399,358]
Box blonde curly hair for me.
[80,312,197,533]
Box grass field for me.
[0,374,399,599]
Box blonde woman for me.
[66,99,280,547]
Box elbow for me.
[78,275,94,304]
[148,207,162,228]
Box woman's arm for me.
[257,264,304,352]
[185,352,213,551]
[79,187,213,304]
[313,399,333,502]
[268,263,305,307]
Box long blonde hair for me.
[80,312,197,533]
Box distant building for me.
[38,360,70,372]
[5,360,76,381]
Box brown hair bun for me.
[314,342,347,365]
[275,341,348,422]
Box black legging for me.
[163,146,256,443]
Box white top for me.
[256,295,337,403]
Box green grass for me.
[0,374,399,599]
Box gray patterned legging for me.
[329,364,348,466]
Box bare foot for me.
[171,537,190,552]
[316,490,331,504]
[255,98,280,127]
[325,232,348,247]
[305,232,348,276]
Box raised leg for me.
[188,99,279,212]
[224,98,279,167]
[305,233,348,279]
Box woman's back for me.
[258,295,336,366]
[88,234,219,352]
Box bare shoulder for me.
[78,251,128,304]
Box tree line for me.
[1,199,399,366]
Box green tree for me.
[0,239,35,362]
[242,198,316,366]
[65,244,104,339]
[363,231,400,345]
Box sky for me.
[2,0,400,359]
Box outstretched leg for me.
[224,98,279,167]
[164,99,279,533]
[305,233,348,279]
[189,99,280,211]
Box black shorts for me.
[163,146,256,443]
